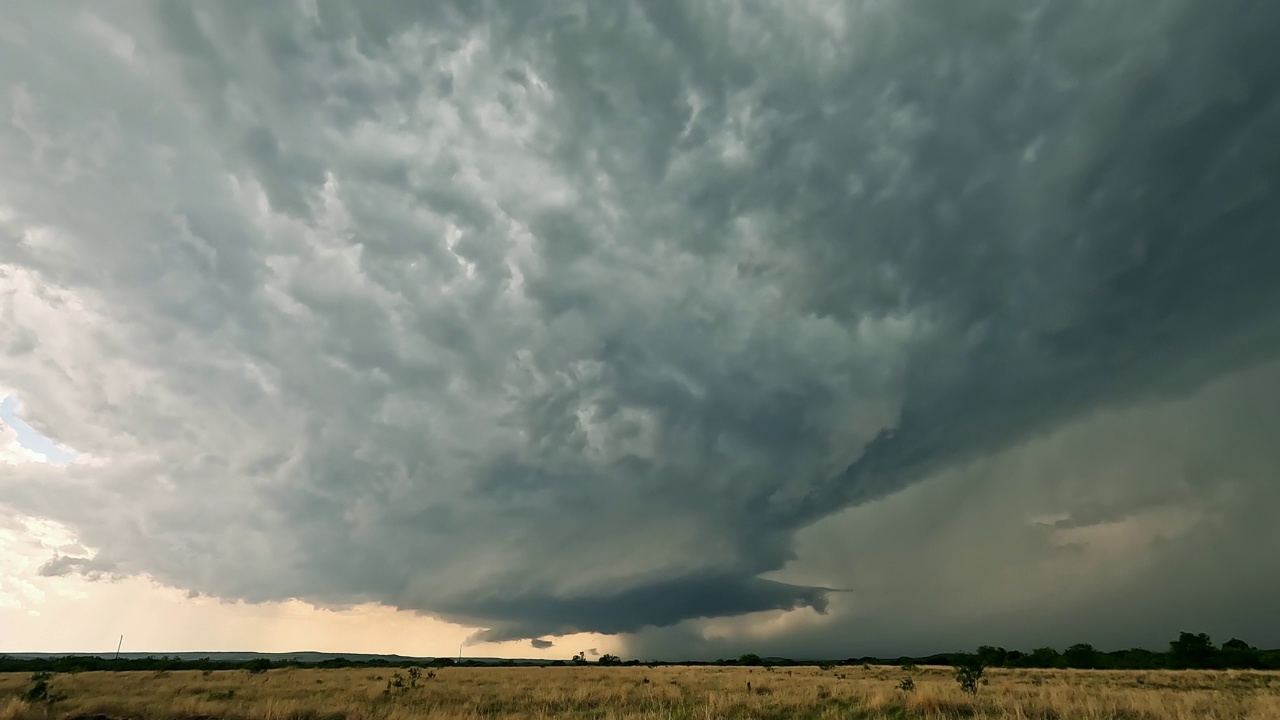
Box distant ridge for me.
[3,652,516,664]
[7,634,1280,671]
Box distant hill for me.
[2,652,521,664]
[9,652,420,662]
[6,632,1279,671]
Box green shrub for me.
[954,660,985,695]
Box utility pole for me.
[114,635,124,661]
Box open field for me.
[3,665,1279,720]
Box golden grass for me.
[2,664,1278,720]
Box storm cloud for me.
[2,0,1279,650]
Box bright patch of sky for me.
[0,395,77,465]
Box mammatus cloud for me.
[1,0,1278,649]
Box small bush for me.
[954,661,986,696]
[23,673,52,703]
[897,676,916,692]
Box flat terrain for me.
[3,664,1279,719]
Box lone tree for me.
[976,646,1008,668]
[1220,638,1262,669]
[1064,643,1100,669]
[1025,647,1061,667]
[1169,632,1215,669]
[954,658,986,696]
[1223,638,1255,652]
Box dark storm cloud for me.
[460,574,833,643]
[37,553,116,579]
[1,0,1278,648]
[766,1,1280,528]
[624,358,1280,659]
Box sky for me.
[1,1,1279,660]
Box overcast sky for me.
[2,1,1279,660]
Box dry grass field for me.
[3,664,1279,720]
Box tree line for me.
[955,633,1279,670]
[747,633,1280,671]
[3,632,1276,673]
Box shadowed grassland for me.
[3,665,1279,720]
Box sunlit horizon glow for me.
[1,409,607,659]
[1,512,615,659]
